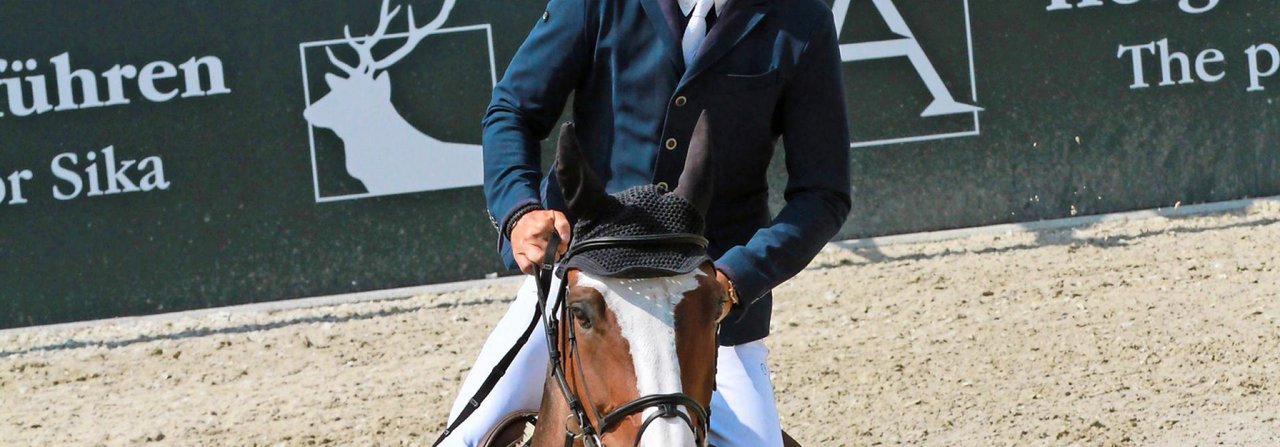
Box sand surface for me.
[3,202,1279,446]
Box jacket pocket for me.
[705,68,780,95]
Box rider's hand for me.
[511,210,572,275]
[714,268,739,324]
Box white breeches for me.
[438,276,783,447]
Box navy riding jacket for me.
[483,0,851,346]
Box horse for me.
[480,114,729,447]
[474,115,804,446]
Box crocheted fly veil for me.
[555,112,715,278]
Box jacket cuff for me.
[713,250,767,305]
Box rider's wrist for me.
[716,268,740,309]
[506,204,544,239]
[504,204,544,239]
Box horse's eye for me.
[569,303,593,329]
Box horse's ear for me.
[673,111,714,216]
[556,122,612,218]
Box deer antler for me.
[326,0,455,77]
[325,47,359,76]
[369,0,455,72]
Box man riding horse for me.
[439,0,850,444]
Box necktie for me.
[681,0,712,67]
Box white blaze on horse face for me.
[576,271,703,447]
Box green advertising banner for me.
[2,0,1277,328]
[831,0,1279,239]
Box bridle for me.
[535,230,713,447]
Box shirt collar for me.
[678,0,728,16]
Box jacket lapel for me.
[680,0,771,87]
[639,0,686,72]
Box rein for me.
[536,231,600,447]
[536,231,712,447]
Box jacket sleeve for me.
[714,12,852,303]
[483,0,592,268]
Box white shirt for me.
[677,0,728,16]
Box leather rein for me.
[535,231,713,447]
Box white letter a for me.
[832,0,982,117]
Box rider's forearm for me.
[483,108,545,238]
[482,0,592,243]
[714,192,848,304]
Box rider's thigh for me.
[439,276,554,446]
[708,339,784,447]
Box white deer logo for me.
[304,0,483,196]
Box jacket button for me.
[674,96,688,107]
[656,181,669,190]
[665,138,678,150]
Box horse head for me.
[532,113,729,446]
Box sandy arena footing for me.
[3,200,1279,446]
